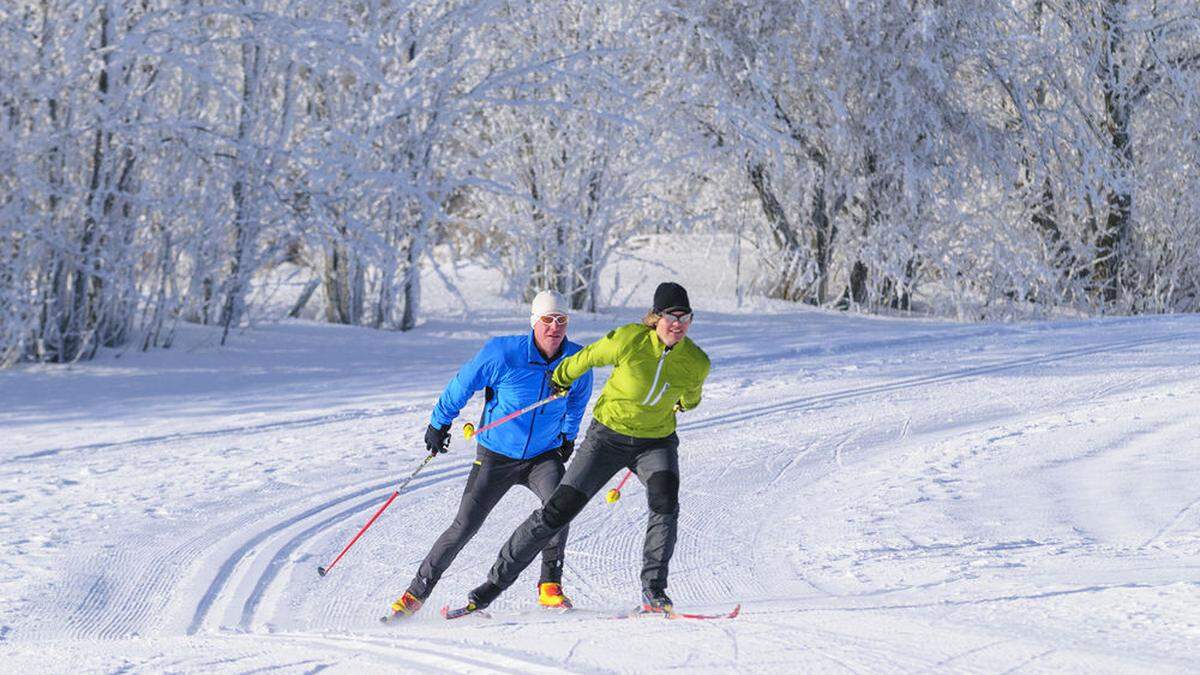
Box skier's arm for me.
[551,329,624,388]
[430,341,499,427]
[561,368,594,439]
[677,357,711,412]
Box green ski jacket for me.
[552,323,711,438]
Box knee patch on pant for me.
[646,471,679,514]
[543,486,588,528]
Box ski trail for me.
[12,324,1190,667]
[9,402,426,463]
[761,438,819,493]
[263,632,610,674]
[222,332,1186,636]
[235,466,470,631]
[1140,496,1200,550]
[187,462,471,635]
[685,334,1181,433]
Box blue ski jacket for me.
[430,332,594,460]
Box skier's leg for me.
[522,453,569,585]
[406,449,519,599]
[480,422,627,597]
[632,435,681,592]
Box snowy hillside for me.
[2,238,1199,673]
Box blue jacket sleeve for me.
[560,368,593,440]
[430,341,499,428]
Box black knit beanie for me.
[653,282,691,313]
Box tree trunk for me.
[58,2,116,362]
[220,37,262,345]
[289,278,321,319]
[400,232,420,331]
[748,162,807,301]
[572,166,603,310]
[811,185,835,305]
[1094,0,1133,306]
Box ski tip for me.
[317,566,328,577]
[441,603,487,620]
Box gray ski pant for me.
[406,446,566,600]
[487,421,680,592]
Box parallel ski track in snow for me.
[48,331,1174,642]
[257,632,609,674]
[212,331,1182,635]
[9,402,427,462]
[681,333,1181,434]
[186,461,472,635]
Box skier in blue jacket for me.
[385,291,594,619]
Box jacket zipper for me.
[520,371,548,460]
[641,345,671,406]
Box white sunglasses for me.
[659,312,693,325]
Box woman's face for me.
[656,310,693,347]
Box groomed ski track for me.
[2,310,1198,672]
[19,325,1182,637]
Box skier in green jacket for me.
[457,281,710,615]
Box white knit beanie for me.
[530,290,566,327]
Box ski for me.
[435,602,739,621]
[441,603,490,620]
[379,610,410,625]
[674,603,740,620]
[615,603,740,620]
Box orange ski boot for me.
[381,591,423,623]
[538,582,574,610]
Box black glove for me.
[672,400,686,413]
[424,423,451,455]
[556,435,575,464]
[550,380,571,397]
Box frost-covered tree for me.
[2,0,1198,367]
[976,0,1200,313]
[453,0,705,312]
[677,0,979,309]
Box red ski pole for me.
[317,452,436,577]
[605,469,635,503]
[461,389,568,440]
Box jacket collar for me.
[647,325,673,355]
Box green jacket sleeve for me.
[552,328,625,387]
[677,354,710,411]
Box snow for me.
[2,237,1199,673]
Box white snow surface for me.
[2,238,1199,673]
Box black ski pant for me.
[487,421,680,594]
[406,446,567,600]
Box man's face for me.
[656,310,692,347]
[533,313,568,351]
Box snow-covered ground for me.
[2,238,1199,673]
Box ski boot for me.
[641,587,674,615]
[443,581,501,620]
[538,582,573,609]
[381,591,423,623]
